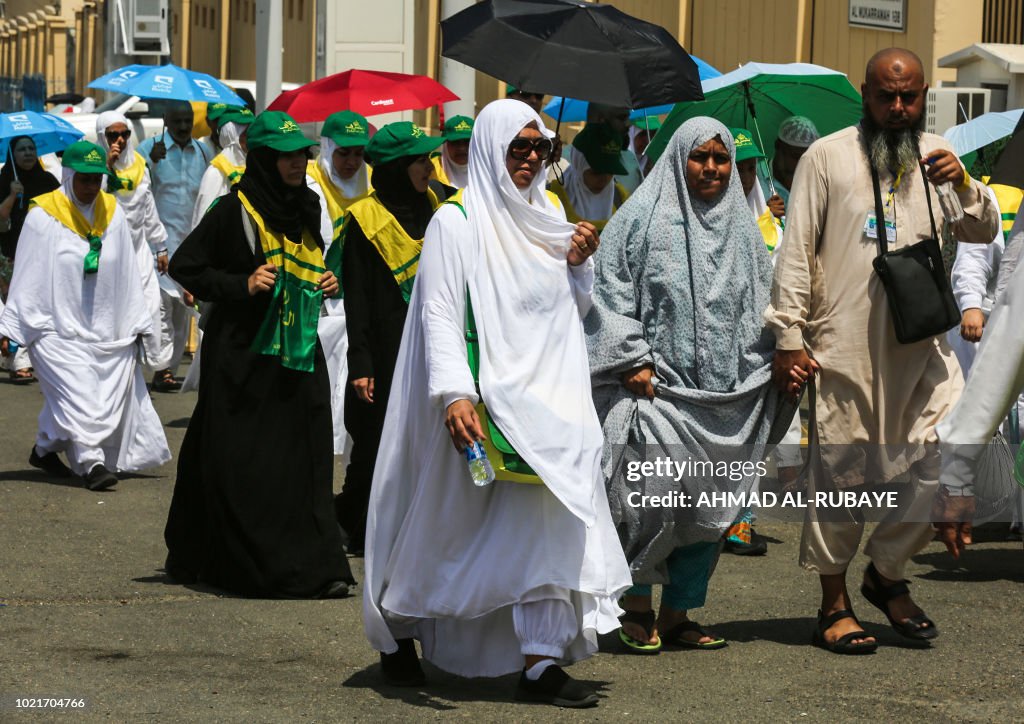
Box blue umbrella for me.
[542,55,722,122]
[88,63,246,105]
[0,110,84,160]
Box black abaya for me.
[165,191,353,597]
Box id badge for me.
[864,213,896,243]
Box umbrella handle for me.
[11,154,23,208]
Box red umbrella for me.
[267,69,459,123]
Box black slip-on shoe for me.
[380,638,425,686]
[164,555,199,585]
[316,580,351,599]
[83,464,118,492]
[515,665,599,708]
[29,446,73,478]
[724,528,769,556]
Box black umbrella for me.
[46,92,86,105]
[441,0,704,111]
[988,112,1024,188]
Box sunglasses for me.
[104,129,131,142]
[507,137,553,161]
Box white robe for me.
[363,201,631,678]
[307,168,352,459]
[0,203,170,475]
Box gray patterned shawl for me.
[585,116,794,582]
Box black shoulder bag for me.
[869,163,961,344]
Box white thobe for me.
[137,134,210,375]
[0,204,171,475]
[306,171,351,458]
[108,160,169,372]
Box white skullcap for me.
[777,116,820,148]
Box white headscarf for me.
[627,125,651,177]
[60,167,96,225]
[440,140,469,189]
[96,111,137,171]
[318,136,369,199]
[562,144,615,221]
[745,170,768,219]
[218,121,248,166]
[463,98,602,525]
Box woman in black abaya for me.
[164,111,353,598]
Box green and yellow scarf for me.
[239,191,325,372]
[31,189,116,274]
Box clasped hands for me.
[247,263,338,298]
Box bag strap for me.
[869,163,888,257]
[919,161,939,240]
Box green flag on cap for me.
[730,127,765,163]
[246,111,316,153]
[62,140,112,175]
[443,115,474,141]
[365,121,443,166]
[322,110,370,148]
[572,123,627,175]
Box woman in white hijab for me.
[190,106,255,230]
[363,99,631,708]
[96,111,170,376]
[306,110,372,459]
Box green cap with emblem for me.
[217,106,255,127]
[443,115,474,141]
[62,140,112,175]
[572,123,627,175]
[364,121,443,166]
[245,111,316,152]
[322,110,370,148]
[730,127,764,163]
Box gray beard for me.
[866,126,920,172]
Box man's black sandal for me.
[380,638,426,686]
[811,609,877,655]
[617,609,661,653]
[515,665,599,708]
[861,562,938,641]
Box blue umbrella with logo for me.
[88,63,246,105]
[0,110,84,159]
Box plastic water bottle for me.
[465,441,495,486]
[935,182,964,225]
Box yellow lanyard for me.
[885,168,904,215]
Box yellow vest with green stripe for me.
[343,189,439,303]
[756,207,783,253]
[548,178,627,232]
[306,160,371,246]
[430,155,451,187]
[987,182,1022,242]
[211,153,245,186]
[109,151,148,193]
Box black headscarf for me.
[0,135,60,258]
[237,145,324,248]
[370,156,434,239]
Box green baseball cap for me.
[62,140,111,175]
[572,123,627,175]
[219,106,255,126]
[731,127,764,163]
[364,121,443,166]
[205,103,230,123]
[632,116,662,132]
[322,110,370,148]
[443,115,474,141]
[245,111,316,153]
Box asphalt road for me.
[1,367,1022,722]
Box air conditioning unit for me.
[927,87,990,135]
[114,0,169,56]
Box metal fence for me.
[0,74,55,112]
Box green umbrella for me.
[647,62,863,179]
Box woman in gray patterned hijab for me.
[586,116,794,652]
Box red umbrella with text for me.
[267,69,459,123]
